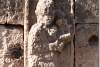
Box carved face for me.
[35,0,54,18]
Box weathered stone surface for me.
[75,0,99,23]
[28,0,38,30]
[0,0,24,25]
[27,0,74,67]
[0,25,24,67]
[75,24,99,67]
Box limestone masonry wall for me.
[0,0,99,67]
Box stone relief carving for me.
[28,0,71,67]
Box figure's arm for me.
[49,33,71,52]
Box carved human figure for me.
[28,0,71,67]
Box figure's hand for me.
[49,33,71,52]
[49,41,64,52]
[58,33,71,44]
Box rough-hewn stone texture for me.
[75,24,99,67]
[0,25,24,67]
[75,0,99,23]
[0,0,24,25]
[75,0,99,66]
[0,0,99,67]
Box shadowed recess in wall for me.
[5,43,23,59]
[88,35,98,47]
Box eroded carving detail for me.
[28,0,71,67]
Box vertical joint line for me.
[73,0,75,19]
[73,0,76,67]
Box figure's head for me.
[35,0,54,15]
[35,0,54,24]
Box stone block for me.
[75,0,99,23]
[75,24,99,67]
[0,25,24,67]
[0,0,24,25]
